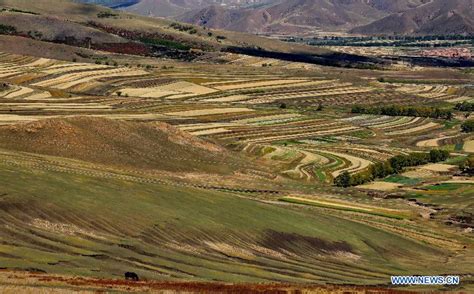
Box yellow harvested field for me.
[416,135,458,147]
[0,114,58,124]
[232,113,302,124]
[402,169,434,179]
[33,68,148,89]
[118,81,217,98]
[203,95,250,102]
[213,79,308,90]
[166,108,254,117]
[464,140,474,153]
[24,57,52,67]
[387,122,440,135]
[4,86,34,98]
[118,87,175,98]
[178,122,239,131]
[420,164,456,172]
[190,128,231,136]
[43,64,107,74]
[359,181,402,191]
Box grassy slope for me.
[0,157,470,285]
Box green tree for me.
[461,120,474,133]
[334,171,351,187]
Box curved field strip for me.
[178,123,240,131]
[52,70,149,90]
[244,87,373,104]
[165,108,254,117]
[23,57,53,67]
[32,68,148,89]
[201,79,253,86]
[379,117,423,131]
[3,102,112,111]
[394,84,459,101]
[117,81,217,99]
[327,147,393,162]
[280,197,409,219]
[292,150,330,181]
[42,64,109,74]
[386,121,440,136]
[317,150,372,178]
[416,135,459,147]
[232,113,303,125]
[213,79,309,91]
[213,120,342,140]
[371,117,414,129]
[190,128,232,136]
[243,126,360,144]
[202,95,250,102]
[3,86,34,98]
[24,91,53,100]
[0,69,22,78]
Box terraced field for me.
[0,48,473,292]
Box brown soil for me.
[0,270,417,294]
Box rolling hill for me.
[0,116,247,174]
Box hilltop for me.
[0,116,244,174]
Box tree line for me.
[455,102,474,112]
[351,105,453,120]
[335,150,450,188]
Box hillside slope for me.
[351,0,474,35]
[177,0,430,34]
[0,157,467,283]
[0,117,243,174]
[0,0,331,58]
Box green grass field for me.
[1,159,470,286]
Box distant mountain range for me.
[77,0,474,35]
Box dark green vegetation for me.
[335,150,450,187]
[459,155,474,175]
[0,24,16,35]
[140,37,191,51]
[97,11,118,18]
[455,102,474,112]
[352,105,453,120]
[461,120,474,132]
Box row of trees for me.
[461,120,474,133]
[455,102,474,112]
[351,105,453,120]
[335,150,450,187]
